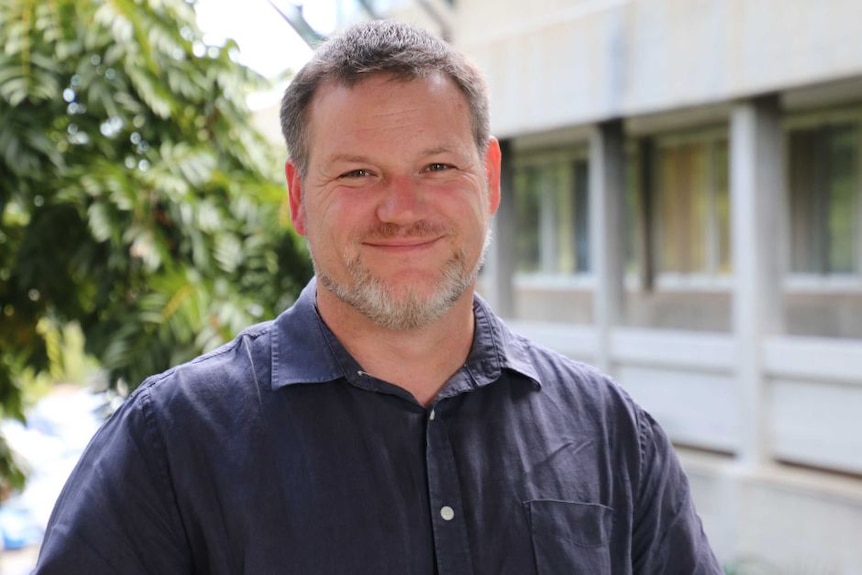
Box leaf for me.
[214,233,243,273]
[87,202,113,243]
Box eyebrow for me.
[324,153,371,165]
[325,146,459,163]
[419,146,457,157]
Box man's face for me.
[286,72,501,330]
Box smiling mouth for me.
[364,237,441,250]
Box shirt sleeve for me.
[33,383,192,574]
[630,408,723,574]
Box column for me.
[730,95,784,467]
[589,120,626,373]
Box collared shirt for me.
[35,279,721,574]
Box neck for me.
[316,286,476,406]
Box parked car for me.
[0,495,44,550]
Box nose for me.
[376,175,422,224]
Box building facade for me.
[283,0,862,571]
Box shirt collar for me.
[438,294,542,399]
[271,278,344,389]
[271,278,541,394]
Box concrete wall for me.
[508,286,862,336]
[685,453,862,574]
[455,0,862,138]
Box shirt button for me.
[440,506,455,521]
[429,408,436,421]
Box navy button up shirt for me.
[36,279,721,574]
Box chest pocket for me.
[525,499,613,574]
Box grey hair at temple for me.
[279,19,490,179]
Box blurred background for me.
[2,0,862,573]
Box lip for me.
[363,237,442,251]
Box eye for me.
[339,169,373,179]
[426,163,453,173]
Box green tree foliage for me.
[0,0,313,483]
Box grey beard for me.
[313,229,491,331]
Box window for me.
[513,153,590,275]
[623,144,645,283]
[651,132,730,278]
[788,120,861,275]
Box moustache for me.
[361,221,450,240]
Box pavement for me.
[1,545,38,574]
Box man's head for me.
[281,20,500,331]
[280,20,490,179]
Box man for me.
[35,20,721,574]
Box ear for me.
[484,137,502,216]
[285,160,307,236]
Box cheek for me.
[306,207,363,256]
[464,201,492,234]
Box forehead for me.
[304,72,474,159]
[310,71,467,115]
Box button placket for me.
[425,405,474,575]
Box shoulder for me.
[516,333,638,414]
[125,320,276,424]
[513,334,684,495]
[508,332,659,458]
[475,298,644,433]
[154,319,272,385]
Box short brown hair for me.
[280,20,490,178]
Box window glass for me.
[714,142,731,274]
[788,122,860,275]
[573,162,590,273]
[828,125,858,273]
[652,133,730,276]
[623,146,643,280]
[514,167,541,273]
[513,155,590,275]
